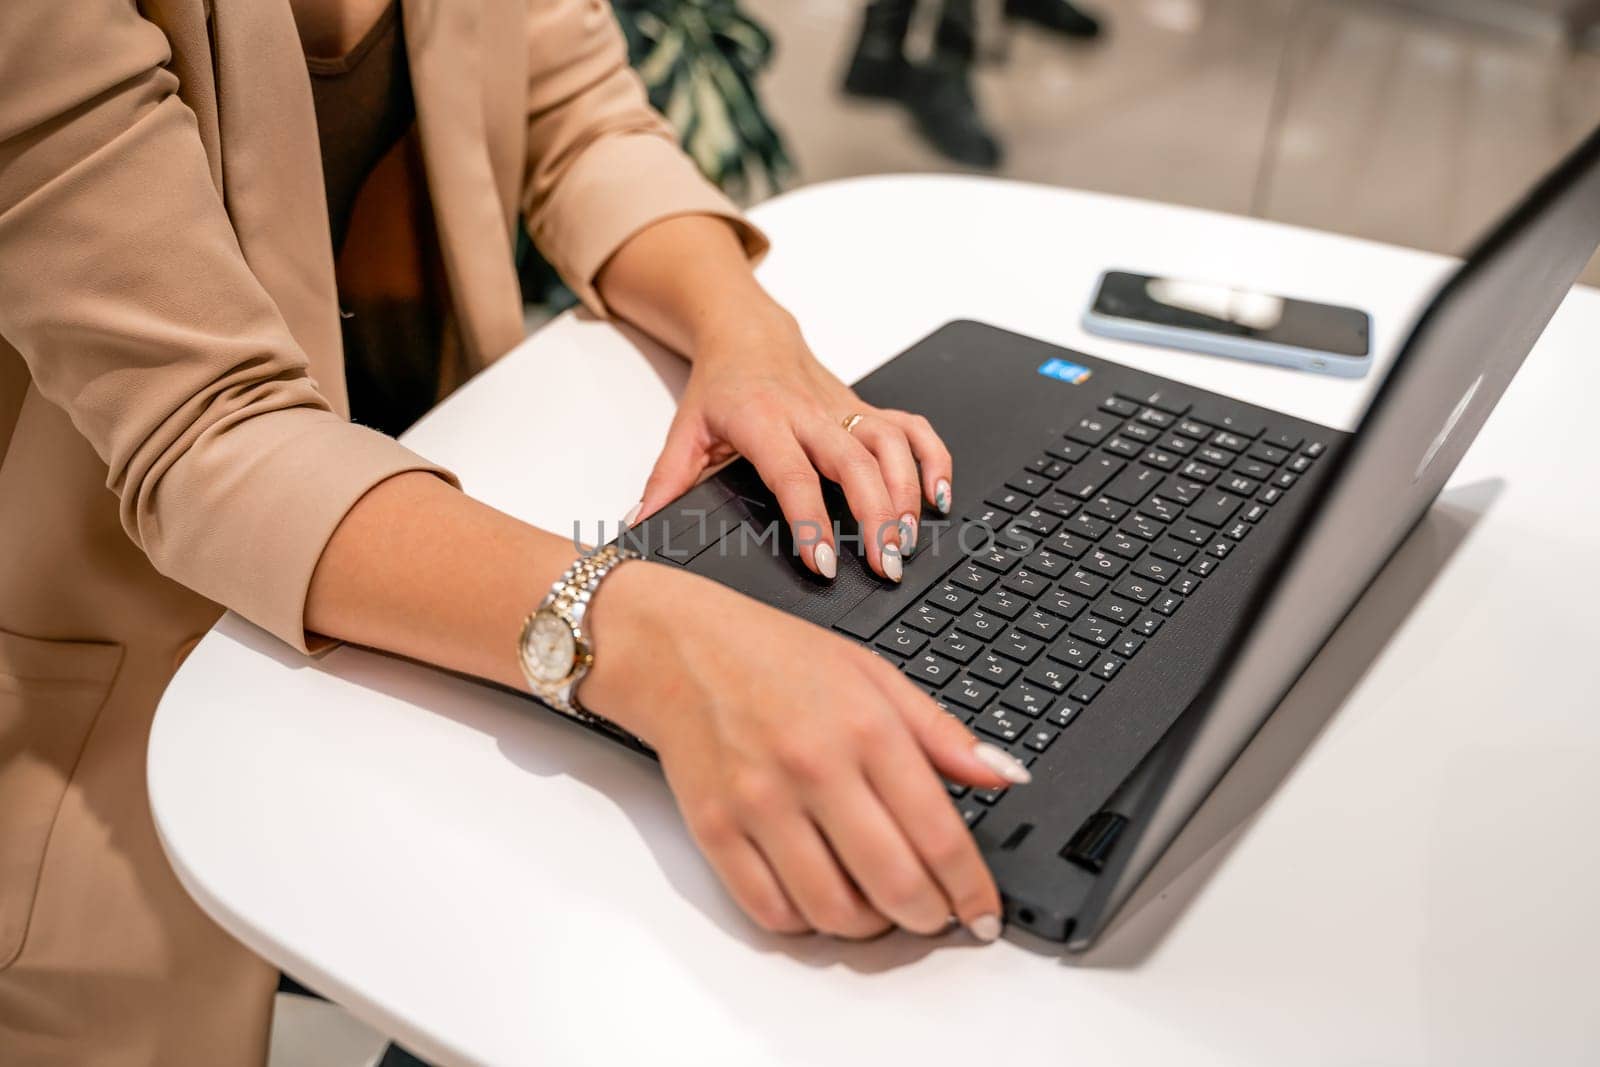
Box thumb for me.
[888,675,1034,790]
[634,416,707,523]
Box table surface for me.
[150,176,1600,1066]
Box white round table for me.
[150,177,1600,1066]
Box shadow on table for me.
[1054,476,1505,970]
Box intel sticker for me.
[1038,358,1093,385]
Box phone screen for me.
[1092,271,1371,357]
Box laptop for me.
[612,121,1600,947]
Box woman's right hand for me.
[580,560,1031,942]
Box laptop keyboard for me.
[832,389,1328,829]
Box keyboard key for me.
[1095,596,1140,624]
[1040,588,1091,620]
[1102,531,1143,560]
[1271,471,1298,490]
[1234,459,1275,480]
[1103,465,1163,505]
[1117,388,1190,415]
[973,653,1021,687]
[1187,490,1243,528]
[1179,460,1219,484]
[1066,415,1116,446]
[1175,418,1212,440]
[1219,474,1259,496]
[1191,557,1219,577]
[1101,396,1140,417]
[875,624,927,656]
[942,675,998,712]
[1058,455,1124,499]
[1068,677,1105,704]
[1123,514,1164,542]
[1025,549,1070,577]
[1023,725,1060,753]
[956,607,1005,640]
[1046,530,1094,559]
[1263,429,1302,451]
[1137,408,1174,429]
[984,489,1028,513]
[946,781,969,799]
[958,802,985,828]
[1195,446,1234,467]
[1090,654,1123,681]
[1151,592,1184,616]
[1120,421,1159,444]
[1069,614,1119,647]
[1132,556,1179,584]
[1082,495,1129,523]
[1151,539,1195,564]
[908,652,960,685]
[1013,508,1060,538]
[1027,455,1070,479]
[971,545,1021,574]
[1048,636,1095,670]
[1242,503,1268,524]
[1005,472,1051,496]
[1247,442,1288,465]
[1132,613,1163,637]
[1106,436,1142,458]
[1171,520,1210,545]
[1161,478,1205,504]
[967,507,1007,531]
[1067,512,1111,540]
[1225,520,1251,541]
[1046,439,1089,463]
[978,588,1027,619]
[1002,567,1050,598]
[1207,537,1235,559]
[1211,430,1249,452]
[934,628,982,664]
[1171,574,1201,597]
[1141,448,1181,471]
[972,786,1005,806]
[1139,495,1183,523]
[994,630,1044,664]
[975,706,1027,743]
[1112,633,1144,658]
[1015,607,1065,639]
[902,603,953,635]
[1083,550,1127,579]
[1303,440,1327,458]
[1113,575,1160,603]
[1036,492,1080,520]
[1044,702,1082,729]
[1025,661,1075,694]
[951,562,997,592]
[1001,679,1054,717]
[1190,406,1264,436]
[1060,568,1108,598]
[1258,486,1284,505]
[1288,454,1314,474]
[1159,434,1196,455]
[928,582,975,613]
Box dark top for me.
[306,2,441,436]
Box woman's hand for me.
[582,561,1030,941]
[630,306,953,583]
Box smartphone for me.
[1082,270,1373,378]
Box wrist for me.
[688,296,801,364]
[571,558,685,745]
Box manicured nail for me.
[882,544,903,583]
[622,500,642,528]
[973,742,1031,784]
[935,479,951,515]
[969,913,1002,943]
[899,512,917,553]
[813,542,837,579]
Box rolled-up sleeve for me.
[0,2,456,653]
[520,0,769,315]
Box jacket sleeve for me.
[519,0,769,314]
[0,2,456,653]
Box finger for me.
[807,770,953,935]
[635,415,709,522]
[796,420,902,582]
[861,718,1004,941]
[849,415,924,556]
[881,410,954,515]
[737,425,837,579]
[703,832,812,935]
[753,813,892,939]
[864,656,1032,790]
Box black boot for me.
[842,0,916,99]
[902,61,1002,168]
[1005,0,1103,38]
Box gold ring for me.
[841,412,865,434]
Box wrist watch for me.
[517,543,642,736]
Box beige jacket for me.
[0,1,761,1063]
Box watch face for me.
[524,610,577,683]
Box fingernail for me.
[882,544,903,583]
[622,500,642,528]
[935,479,951,515]
[969,913,1002,943]
[973,742,1031,784]
[898,512,917,553]
[813,542,837,580]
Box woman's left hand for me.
[631,309,953,583]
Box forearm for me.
[305,472,577,693]
[596,214,789,357]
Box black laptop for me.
[611,123,1600,947]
